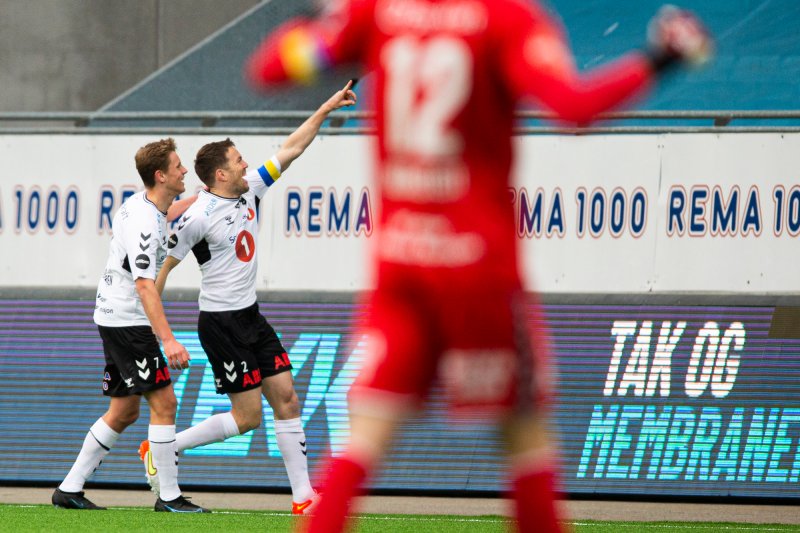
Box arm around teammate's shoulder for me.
[167,194,199,223]
[155,255,182,296]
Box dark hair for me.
[134,138,177,188]
[194,138,236,186]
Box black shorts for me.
[198,302,292,394]
[97,325,172,397]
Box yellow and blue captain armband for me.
[257,156,282,186]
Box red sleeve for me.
[245,0,371,88]
[499,1,656,125]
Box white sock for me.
[275,417,314,502]
[176,412,240,452]
[59,418,120,493]
[149,424,180,501]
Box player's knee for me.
[234,407,262,432]
[105,408,139,430]
[147,391,177,419]
[117,409,140,427]
[160,397,178,418]
[273,391,300,419]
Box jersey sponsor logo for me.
[204,197,218,216]
[155,367,170,383]
[380,211,486,266]
[135,254,151,269]
[274,352,291,370]
[224,215,235,225]
[168,233,178,249]
[178,215,191,231]
[242,368,262,387]
[247,208,255,221]
[383,160,469,202]
[235,230,256,262]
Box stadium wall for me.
[0,0,261,112]
[0,133,799,295]
[1,133,799,500]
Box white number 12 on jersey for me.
[382,36,472,159]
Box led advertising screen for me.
[0,299,798,499]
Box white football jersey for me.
[94,191,169,327]
[167,162,279,312]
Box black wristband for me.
[644,47,679,73]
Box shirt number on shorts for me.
[235,230,256,262]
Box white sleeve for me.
[167,210,206,261]
[123,210,160,281]
[247,155,283,199]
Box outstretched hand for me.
[322,79,358,113]
[647,5,713,67]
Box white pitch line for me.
[571,522,794,531]
[42,505,511,523]
[16,505,796,531]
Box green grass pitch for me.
[4,504,800,532]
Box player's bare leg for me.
[303,407,403,533]
[102,395,143,432]
[503,414,566,533]
[262,372,317,513]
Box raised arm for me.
[501,4,713,125]
[274,81,357,172]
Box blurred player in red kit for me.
[246,1,712,531]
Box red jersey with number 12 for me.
[250,0,655,282]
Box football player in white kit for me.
[53,138,209,513]
[142,83,356,514]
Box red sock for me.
[512,469,564,533]
[304,457,367,533]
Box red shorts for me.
[350,266,551,417]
